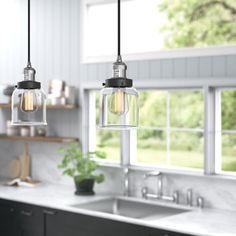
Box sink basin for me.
[71,197,190,220]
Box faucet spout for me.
[141,171,179,204]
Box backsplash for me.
[0,141,236,212]
[129,169,236,211]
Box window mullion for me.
[166,92,170,166]
[204,86,216,175]
[85,91,96,154]
[121,130,136,166]
[215,89,222,173]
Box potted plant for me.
[58,142,106,195]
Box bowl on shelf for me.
[3,85,15,103]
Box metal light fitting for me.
[99,0,139,129]
[11,0,47,126]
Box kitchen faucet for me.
[143,171,163,198]
[141,171,179,204]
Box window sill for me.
[97,161,122,169]
[96,161,236,181]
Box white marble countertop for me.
[0,182,235,236]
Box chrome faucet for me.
[144,171,162,198]
[141,171,179,204]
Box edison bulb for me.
[109,88,129,115]
[20,91,38,112]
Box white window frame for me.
[80,0,236,64]
[81,78,236,178]
[215,88,236,176]
[82,88,122,166]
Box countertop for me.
[0,182,235,236]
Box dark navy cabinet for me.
[0,198,192,236]
[14,202,44,236]
[0,199,15,236]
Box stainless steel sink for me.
[71,197,190,220]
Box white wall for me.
[0,0,236,212]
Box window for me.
[133,90,204,170]
[86,84,236,176]
[218,89,236,173]
[82,0,236,61]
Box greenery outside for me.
[96,90,205,169]
[159,0,236,49]
[136,90,204,169]
[221,91,236,171]
[95,89,236,172]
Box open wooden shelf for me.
[0,103,78,110]
[0,103,11,109]
[0,134,78,143]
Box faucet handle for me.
[173,191,179,204]
[186,189,193,206]
[141,187,148,199]
[197,196,204,208]
[144,171,161,179]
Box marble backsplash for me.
[0,141,236,211]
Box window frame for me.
[82,88,123,165]
[81,78,236,178]
[215,87,236,176]
[80,0,236,63]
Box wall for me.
[0,0,236,212]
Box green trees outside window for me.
[94,89,236,172]
[221,90,236,172]
[159,0,236,48]
[137,90,204,169]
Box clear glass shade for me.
[11,88,47,126]
[99,87,139,129]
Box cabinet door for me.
[0,199,15,236]
[44,208,150,236]
[44,209,83,236]
[44,208,120,236]
[14,202,44,236]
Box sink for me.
[71,197,190,220]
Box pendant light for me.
[99,0,139,129]
[11,0,47,126]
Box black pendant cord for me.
[28,0,31,66]
[117,0,121,59]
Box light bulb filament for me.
[21,91,38,112]
[110,89,128,115]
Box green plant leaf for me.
[57,143,106,184]
[94,174,105,184]
[95,151,107,159]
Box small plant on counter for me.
[58,142,106,195]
